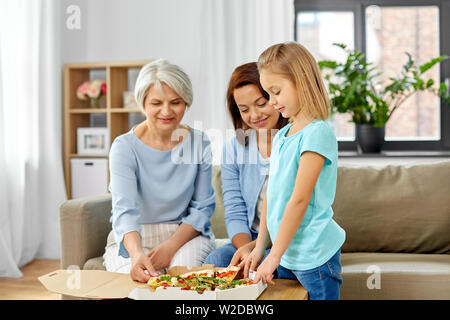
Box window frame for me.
[295,0,450,151]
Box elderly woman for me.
[204,62,289,268]
[103,59,216,283]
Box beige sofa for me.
[60,161,450,299]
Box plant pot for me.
[355,124,385,153]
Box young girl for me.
[242,42,346,300]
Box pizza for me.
[215,265,240,283]
[146,267,254,294]
[216,277,255,290]
[179,269,215,279]
[147,275,173,290]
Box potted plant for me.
[318,43,450,153]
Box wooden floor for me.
[0,259,61,300]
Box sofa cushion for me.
[60,194,112,269]
[83,256,106,271]
[341,252,450,300]
[333,161,450,254]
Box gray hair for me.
[134,59,193,113]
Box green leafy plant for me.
[318,43,450,127]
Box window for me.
[297,11,355,140]
[295,0,450,151]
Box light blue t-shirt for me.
[266,120,345,270]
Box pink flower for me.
[77,81,90,100]
[77,80,106,101]
[87,87,101,99]
[78,81,90,93]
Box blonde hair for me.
[257,42,329,120]
[134,59,193,113]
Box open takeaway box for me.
[38,264,267,300]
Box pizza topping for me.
[159,275,172,282]
[215,266,240,283]
[146,267,254,294]
[216,271,233,278]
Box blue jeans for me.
[276,249,343,300]
[204,241,271,268]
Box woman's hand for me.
[242,245,266,279]
[124,231,160,282]
[147,240,177,271]
[130,252,160,283]
[253,253,280,285]
[229,240,256,268]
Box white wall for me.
[61,0,204,62]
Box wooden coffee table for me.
[257,279,308,300]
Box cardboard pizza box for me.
[38,264,267,300]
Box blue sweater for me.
[221,130,271,241]
[109,126,216,258]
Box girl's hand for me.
[229,241,256,268]
[242,246,266,278]
[130,252,160,283]
[147,240,177,271]
[254,253,280,285]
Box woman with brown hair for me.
[204,62,289,267]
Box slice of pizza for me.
[174,269,214,292]
[232,278,255,288]
[216,277,255,290]
[147,274,174,290]
[215,266,240,283]
[179,269,215,280]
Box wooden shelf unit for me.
[63,60,152,199]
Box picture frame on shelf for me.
[77,127,110,155]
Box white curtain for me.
[0,0,66,277]
[188,0,295,163]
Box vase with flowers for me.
[77,80,107,108]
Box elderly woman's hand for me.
[130,252,160,283]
